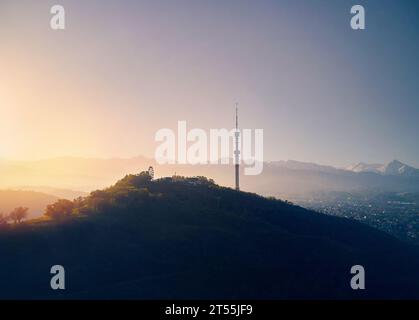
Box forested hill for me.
[0,172,418,299]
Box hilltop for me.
[0,172,418,299]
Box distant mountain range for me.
[1,157,418,200]
[251,159,419,199]
[268,159,419,177]
[345,160,419,177]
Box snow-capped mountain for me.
[383,160,419,176]
[253,159,419,197]
[346,160,419,177]
[345,162,386,174]
[267,159,419,177]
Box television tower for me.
[234,103,240,191]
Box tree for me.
[9,207,29,224]
[45,199,74,220]
[0,212,10,226]
[116,172,152,188]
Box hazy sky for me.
[1,0,418,167]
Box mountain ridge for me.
[345,159,419,177]
[1,156,418,199]
[268,159,419,177]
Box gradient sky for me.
[1,0,418,167]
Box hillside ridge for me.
[0,172,418,299]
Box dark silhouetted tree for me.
[45,199,74,220]
[116,172,152,188]
[9,207,29,224]
[0,212,10,226]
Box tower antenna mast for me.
[234,103,240,191]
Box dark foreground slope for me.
[0,174,418,299]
